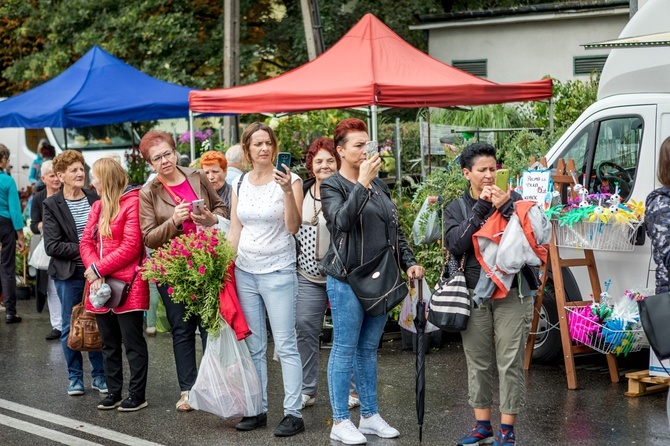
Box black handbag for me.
[428,253,470,332]
[638,292,670,360]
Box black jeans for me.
[96,311,148,400]
[157,284,207,391]
[0,217,17,316]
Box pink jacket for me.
[80,189,150,314]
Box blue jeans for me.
[326,276,387,422]
[54,277,104,382]
[236,265,302,417]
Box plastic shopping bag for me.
[412,197,441,245]
[398,278,439,334]
[189,318,262,419]
[28,236,51,270]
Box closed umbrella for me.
[413,279,428,442]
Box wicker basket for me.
[565,307,647,356]
[552,220,641,251]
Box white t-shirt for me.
[233,172,301,274]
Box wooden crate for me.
[624,370,670,397]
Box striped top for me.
[65,196,91,242]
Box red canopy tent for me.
[189,13,553,138]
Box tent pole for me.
[395,117,402,203]
[370,105,378,142]
[189,110,196,161]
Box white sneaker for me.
[301,393,316,408]
[348,395,360,410]
[358,413,399,438]
[330,419,367,445]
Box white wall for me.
[425,12,628,83]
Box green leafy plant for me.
[125,145,149,185]
[141,228,236,335]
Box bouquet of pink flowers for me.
[142,228,235,335]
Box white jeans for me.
[47,276,62,330]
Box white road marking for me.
[0,413,102,445]
[0,398,164,446]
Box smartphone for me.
[495,169,510,191]
[191,199,205,216]
[365,141,379,160]
[276,152,291,174]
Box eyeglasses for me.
[151,150,175,164]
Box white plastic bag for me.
[189,318,262,418]
[399,279,439,333]
[412,197,441,245]
[28,237,51,270]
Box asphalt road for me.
[0,298,669,445]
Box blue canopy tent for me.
[0,46,212,159]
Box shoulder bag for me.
[333,182,408,317]
[638,292,670,360]
[428,197,471,332]
[67,287,102,351]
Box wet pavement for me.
[0,298,669,445]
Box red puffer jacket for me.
[80,188,149,314]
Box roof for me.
[0,46,198,129]
[189,14,552,114]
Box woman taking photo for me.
[443,142,535,446]
[43,150,106,396]
[138,131,227,412]
[295,137,339,409]
[80,158,150,411]
[227,122,304,437]
[320,118,424,444]
[30,160,63,339]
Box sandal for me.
[176,391,193,412]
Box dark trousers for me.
[0,218,17,316]
[96,311,149,400]
[157,284,207,391]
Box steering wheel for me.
[595,161,633,197]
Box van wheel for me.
[531,283,563,364]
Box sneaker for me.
[330,419,367,445]
[301,393,316,408]
[97,393,122,410]
[5,314,22,324]
[67,379,84,396]
[457,424,495,445]
[46,328,62,340]
[235,413,267,431]
[493,428,516,446]
[145,326,157,336]
[358,413,399,439]
[118,395,148,412]
[91,376,108,394]
[348,394,360,410]
[273,414,305,437]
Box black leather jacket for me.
[319,173,417,281]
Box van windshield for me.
[52,124,135,150]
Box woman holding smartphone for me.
[227,121,305,437]
[138,130,227,412]
[443,142,535,446]
[320,118,424,444]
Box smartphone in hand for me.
[191,199,205,216]
[495,169,510,191]
[276,152,291,174]
[365,141,379,160]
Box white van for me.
[535,0,669,362]
[0,122,136,190]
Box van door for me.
[551,104,656,299]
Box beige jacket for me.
[139,166,228,249]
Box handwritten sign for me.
[521,170,552,206]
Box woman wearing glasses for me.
[138,131,228,412]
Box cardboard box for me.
[649,350,670,377]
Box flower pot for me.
[16,285,32,300]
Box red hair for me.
[200,150,228,171]
[333,118,368,149]
[139,130,176,161]
[305,138,339,177]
